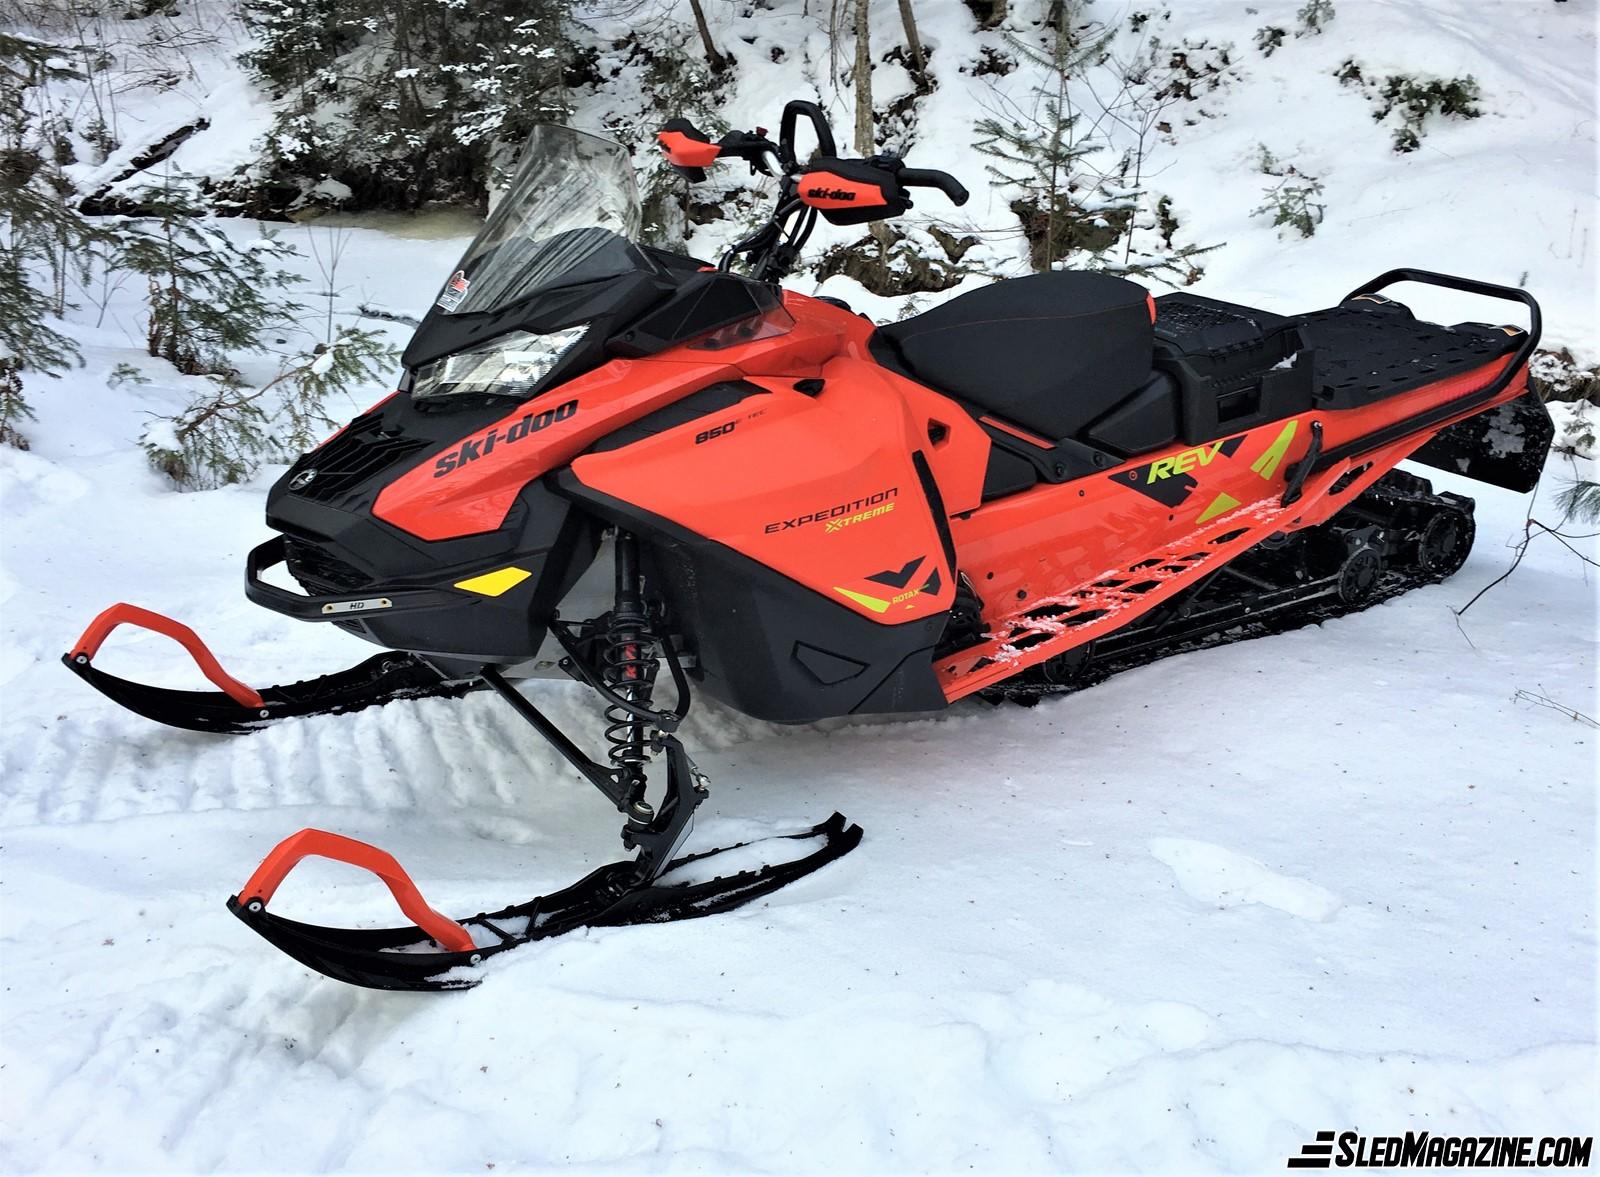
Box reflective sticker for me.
[436,269,471,311]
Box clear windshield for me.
[435,126,646,316]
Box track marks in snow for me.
[1149,837,1343,921]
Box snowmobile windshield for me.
[434,126,646,316]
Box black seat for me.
[872,271,1155,441]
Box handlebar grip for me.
[898,167,969,206]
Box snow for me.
[2,0,1597,1172]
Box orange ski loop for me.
[237,829,477,954]
[68,603,265,709]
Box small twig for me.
[1512,687,1599,729]
[357,303,421,327]
[1456,516,1599,620]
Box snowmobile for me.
[64,101,1551,991]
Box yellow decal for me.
[454,566,533,597]
[1147,441,1227,483]
[833,586,892,614]
[825,501,896,534]
[1197,491,1241,524]
[1251,421,1298,481]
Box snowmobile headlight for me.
[411,325,589,401]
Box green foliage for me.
[1377,74,1482,152]
[1254,26,1286,56]
[242,0,574,209]
[1251,146,1325,239]
[113,175,303,376]
[1336,61,1482,152]
[273,325,396,453]
[140,324,398,490]
[140,374,272,490]
[108,181,403,488]
[1555,479,1600,523]
[1296,0,1335,34]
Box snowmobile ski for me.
[227,812,860,991]
[63,603,475,734]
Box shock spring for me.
[602,533,661,819]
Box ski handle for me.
[1345,269,1542,404]
[67,602,265,709]
[234,828,477,953]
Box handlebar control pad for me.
[796,158,911,226]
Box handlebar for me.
[896,167,969,206]
[658,98,968,281]
[779,99,837,164]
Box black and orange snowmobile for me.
[65,102,1551,989]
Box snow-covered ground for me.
[3,0,1597,1172]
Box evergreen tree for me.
[113,174,303,376]
[0,32,103,448]
[138,322,396,490]
[243,0,574,209]
[972,5,1117,270]
[116,202,400,489]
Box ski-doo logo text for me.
[764,487,898,533]
[432,400,578,478]
[1287,1130,1592,1169]
[807,186,855,202]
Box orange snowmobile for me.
[65,102,1550,989]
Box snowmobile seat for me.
[871,271,1157,443]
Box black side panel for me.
[1086,371,1182,456]
[555,472,949,723]
[981,446,1039,500]
[1406,390,1553,493]
[587,381,766,453]
[268,390,603,662]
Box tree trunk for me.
[688,0,729,73]
[853,0,873,155]
[897,0,927,88]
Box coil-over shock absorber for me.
[601,531,663,822]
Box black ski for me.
[226,813,861,991]
[64,646,477,734]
